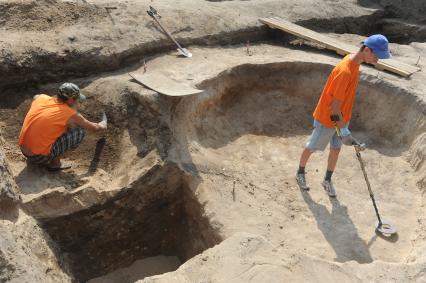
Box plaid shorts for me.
[26,128,86,164]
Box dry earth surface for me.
[0,0,425,282]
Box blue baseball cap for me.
[363,34,391,59]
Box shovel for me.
[147,6,192,58]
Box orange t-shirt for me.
[313,55,360,128]
[18,95,76,155]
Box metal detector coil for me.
[376,220,397,235]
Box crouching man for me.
[18,83,107,171]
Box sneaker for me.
[322,179,336,197]
[296,173,309,191]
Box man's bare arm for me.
[68,113,106,131]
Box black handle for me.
[330,114,340,122]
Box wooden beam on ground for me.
[260,17,421,77]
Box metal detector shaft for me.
[355,147,383,226]
[332,120,384,228]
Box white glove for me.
[342,135,358,146]
[98,112,107,129]
[342,134,365,150]
[337,126,365,149]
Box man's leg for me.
[296,147,313,190]
[299,148,312,170]
[25,154,51,166]
[326,148,341,174]
[296,121,327,190]
[47,128,86,169]
[321,133,342,197]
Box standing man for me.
[19,83,107,171]
[296,34,391,197]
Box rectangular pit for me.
[39,163,220,282]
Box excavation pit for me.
[0,82,173,212]
[39,163,220,282]
[0,45,425,282]
[0,85,220,282]
[0,0,425,280]
[172,61,426,264]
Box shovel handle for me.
[146,6,189,57]
[150,6,158,16]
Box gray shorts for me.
[305,120,342,151]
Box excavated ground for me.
[1,43,425,282]
[173,61,425,264]
[40,163,220,282]
[0,1,425,281]
[140,45,426,282]
[0,0,424,90]
[0,81,220,282]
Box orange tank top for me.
[313,55,360,128]
[18,95,76,155]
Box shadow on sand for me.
[301,190,374,263]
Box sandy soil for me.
[1,43,425,282]
[191,132,420,263]
[88,256,180,283]
[141,233,426,283]
[0,0,425,282]
[0,0,385,89]
[143,45,426,281]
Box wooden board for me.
[129,72,203,97]
[260,17,421,77]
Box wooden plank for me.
[260,17,421,77]
[129,71,203,97]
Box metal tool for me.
[147,6,192,58]
[354,145,397,235]
[99,112,108,129]
[332,117,397,236]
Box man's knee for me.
[72,128,86,147]
[76,128,86,142]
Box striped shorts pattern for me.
[27,128,85,164]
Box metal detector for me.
[331,115,397,236]
[354,145,397,235]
